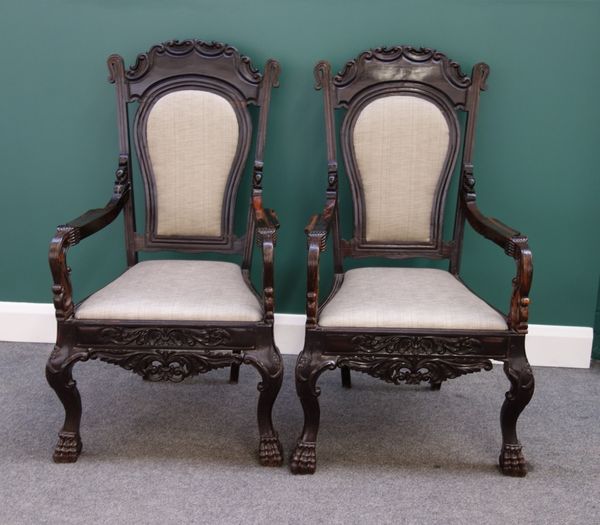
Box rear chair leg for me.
[341,366,351,388]
[229,362,240,383]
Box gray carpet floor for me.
[0,342,598,524]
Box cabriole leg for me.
[245,345,284,467]
[291,345,336,474]
[500,339,535,477]
[46,345,83,463]
[430,381,442,391]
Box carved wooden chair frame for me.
[291,47,534,476]
[47,40,284,466]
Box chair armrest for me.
[253,205,280,323]
[49,185,129,321]
[305,201,336,327]
[464,200,532,332]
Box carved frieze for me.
[350,334,482,355]
[90,348,240,382]
[337,354,493,385]
[95,327,233,348]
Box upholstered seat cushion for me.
[319,268,507,330]
[75,260,262,322]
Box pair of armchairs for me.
[47,40,534,477]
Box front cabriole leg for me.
[291,341,337,474]
[46,344,87,463]
[500,338,535,477]
[244,344,284,467]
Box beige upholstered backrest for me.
[145,89,240,237]
[352,95,451,243]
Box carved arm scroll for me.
[463,196,532,333]
[305,199,337,328]
[49,162,131,321]
[252,198,280,323]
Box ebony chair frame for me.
[291,47,534,476]
[47,40,283,466]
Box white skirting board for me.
[0,303,594,368]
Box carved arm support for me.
[49,163,130,321]
[462,195,532,333]
[305,199,336,328]
[253,200,280,323]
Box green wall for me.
[1,0,599,328]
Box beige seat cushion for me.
[75,260,262,322]
[319,267,507,330]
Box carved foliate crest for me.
[123,39,262,85]
[334,46,471,89]
[330,46,474,108]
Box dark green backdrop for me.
[1,0,599,329]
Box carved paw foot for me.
[290,440,317,474]
[259,435,283,467]
[52,431,82,463]
[499,443,527,477]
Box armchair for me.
[46,40,283,466]
[291,48,534,476]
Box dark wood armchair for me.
[291,47,534,476]
[46,40,284,466]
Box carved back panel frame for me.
[316,47,489,265]
[107,40,279,260]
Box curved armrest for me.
[464,200,532,332]
[49,186,129,321]
[253,205,280,323]
[305,202,336,328]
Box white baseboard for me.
[0,303,593,368]
[0,302,57,344]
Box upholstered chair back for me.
[319,48,478,258]
[350,95,452,243]
[107,40,278,256]
[144,89,240,237]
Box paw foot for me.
[499,443,527,477]
[430,381,442,391]
[259,435,283,467]
[290,440,317,474]
[52,431,82,463]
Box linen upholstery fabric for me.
[319,267,507,330]
[146,90,239,237]
[75,260,262,322]
[352,95,450,243]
